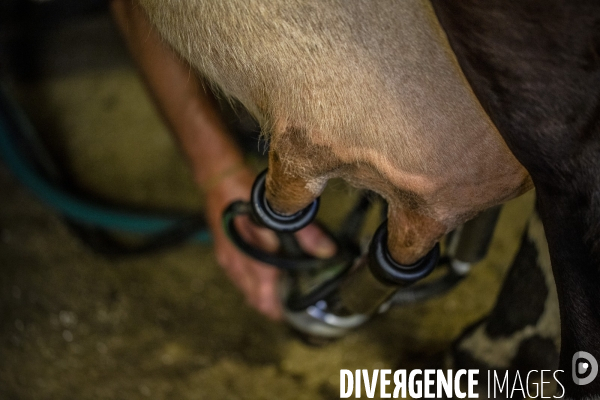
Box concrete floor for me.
[0,8,535,400]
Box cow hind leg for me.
[450,210,561,398]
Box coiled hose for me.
[0,83,211,255]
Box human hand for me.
[204,167,336,320]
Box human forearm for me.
[110,0,244,187]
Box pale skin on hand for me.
[110,0,336,320]
[205,168,336,319]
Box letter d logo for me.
[572,351,598,386]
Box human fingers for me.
[294,223,337,259]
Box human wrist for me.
[202,164,256,208]
[199,163,246,193]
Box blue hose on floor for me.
[0,84,211,244]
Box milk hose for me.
[0,83,210,255]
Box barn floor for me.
[0,6,534,400]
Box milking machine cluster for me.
[223,170,501,339]
[0,83,501,339]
